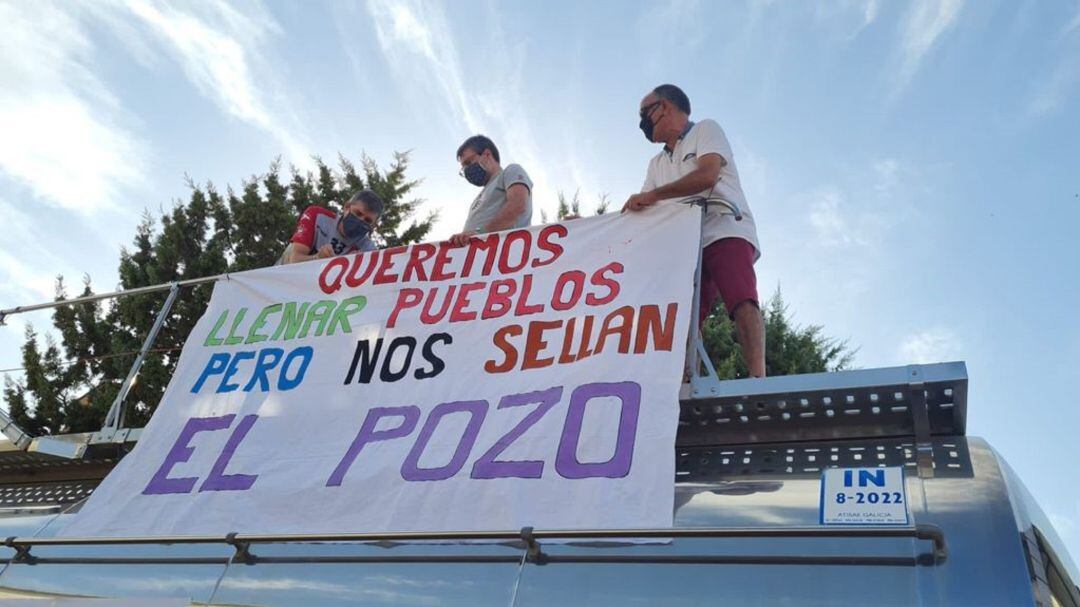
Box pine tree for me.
[4,152,435,434]
[702,288,853,379]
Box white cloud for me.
[1064,9,1080,37]
[872,158,900,192]
[363,0,560,222]
[895,0,965,93]
[117,0,310,164]
[807,187,872,248]
[811,0,880,39]
[365,0,480,133]
[638,0,705,66]
[1026,10,1080,117]
[899,328,962,363]
[0,1,147,211]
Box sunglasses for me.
[639,101,662,120]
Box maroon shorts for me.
[700,238,759,321]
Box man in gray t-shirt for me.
[449,135,533,246]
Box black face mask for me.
[340,213,374,240]
[639,114,656,142]
[464,162,489,187]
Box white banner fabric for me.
[62,204,699,537]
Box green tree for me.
[702,288,853,379]
[4,153,435,434]
[540,190,611,223]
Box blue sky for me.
[1,0,1079,557]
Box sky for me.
[1,0,1079,560]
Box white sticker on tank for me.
[820,466,910,525]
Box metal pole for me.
[100,282,181,435]
[0,274,223,321]
[0,409,32,450]
[4,524,947,566]
[685,201,708,381]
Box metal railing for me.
[0,274,224,454]
[3,524,947,567]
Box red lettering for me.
[635,303,677,353]
[482,279,517,320]
[595,306,635,354]
[575,315,595,361]
[498,230,532,274]
[522,320,561,370]
[421,285,456,324]
[557,317,578,364]
[449,282,485,323]
[431,242,456,281]
[462,234,500,278]
[403,244,436,282]
[373,246,406,285]
[533,224,567,268]
[586,262,623,306]
[514,274,545,316]
[345,250,380,288]
[387,288,423,328]
[551,270,586,311]
[485,325,522,373]
[318,257,350,294]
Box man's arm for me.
[282,242,333,264]
[484,183,529,232]
[448,183,529,246]
[623,153,726,212]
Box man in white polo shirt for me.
[624,84,765,377]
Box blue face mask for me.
[464,162,488,187]
[341,213,374,240]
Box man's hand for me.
[448,230,477,247]
[316,244,335,259]
[622,190,659,213]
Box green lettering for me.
[327,296,368,336]
[245,303,282,345]
[299,300,337,338]
[223,308,249,345]
[204,310,229,347]
[272,302,310,341]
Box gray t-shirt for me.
[462,163,533,233]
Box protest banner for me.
[63,204,699,537]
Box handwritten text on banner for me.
[63,204,699,537]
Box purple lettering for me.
[143,415,234,495]
[326,406,420,487]
[554,381,640,479]
[471,387,562,479]
[402,400,487,482]
[199,414,260,492]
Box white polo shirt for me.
[642,119,760,259]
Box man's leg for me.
[705,238,766,378]
[733,301,766,378]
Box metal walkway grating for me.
[678,362,967,447]
[676,437,972,480]
[0,479,98,508]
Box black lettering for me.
[379,336,417,382]
[415,333,453,379]
[344,338,384,384]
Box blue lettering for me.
[859,469,886,487]
[192,353,231,393]
[243,348,284,392]
[192,348,311,394]
[279,346,313,391]
[218,351,256,393]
